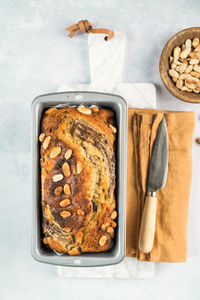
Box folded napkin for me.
[126,109,195,262]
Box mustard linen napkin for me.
[126,109,195,262]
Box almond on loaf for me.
[39,106,117,255]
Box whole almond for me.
[185,39,192,48]
[173,46,181,60]
[171,63,177,69]
[189,51,200,59]
[77,209,85,216]
[180,48,191,59]
[185,80,196,90]
[52,174,64,182]
[45,107,57,114]
[107,226,114,238]
[60,211,71,218]
[60,199,71,207]
[43,237,48,245]
[169,69,179,78]
[101,222,110,230]
[77,107,92,115]
[111,211,117,220]
[176,79,183,90]
[43,136,51,150]
[193,38,199,48]
[193,65,200,73]
[99,235,107,246]
[109,124,117,133]
[111,221,117,228]
[64,184,71,195]
[194,73,200,79]
[54,186,62,195]
[50,146,61,159]
[39,133,45,142]
[189,59,199,65]
[179,63,187,74]
[68,247,80,255]
[76,162,83,174]
[92,107,99,113]
[62,162,71,177]
[190,71,200,77]
[65,149,72,160]
[185,65,193,74]
[179,73,191,80]
[186,76,199,84]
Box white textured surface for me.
[58,32,155,278]
[1,1,200,300]
[58,258,154,278]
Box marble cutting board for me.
[57,31,156,278]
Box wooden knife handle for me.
[139,195,157,254]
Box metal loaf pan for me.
[31,91,127,267]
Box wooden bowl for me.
[160,27,200,103]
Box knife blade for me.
[139,116,168,254]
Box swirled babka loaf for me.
[39,106,117,255]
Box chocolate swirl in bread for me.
[40,107,117,255]
[71,119,116,196]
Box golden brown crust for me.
[40,106,117,255]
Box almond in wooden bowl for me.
[160,27,200,103]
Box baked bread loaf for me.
[39,106,117,255]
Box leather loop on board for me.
[66,20,114,41]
